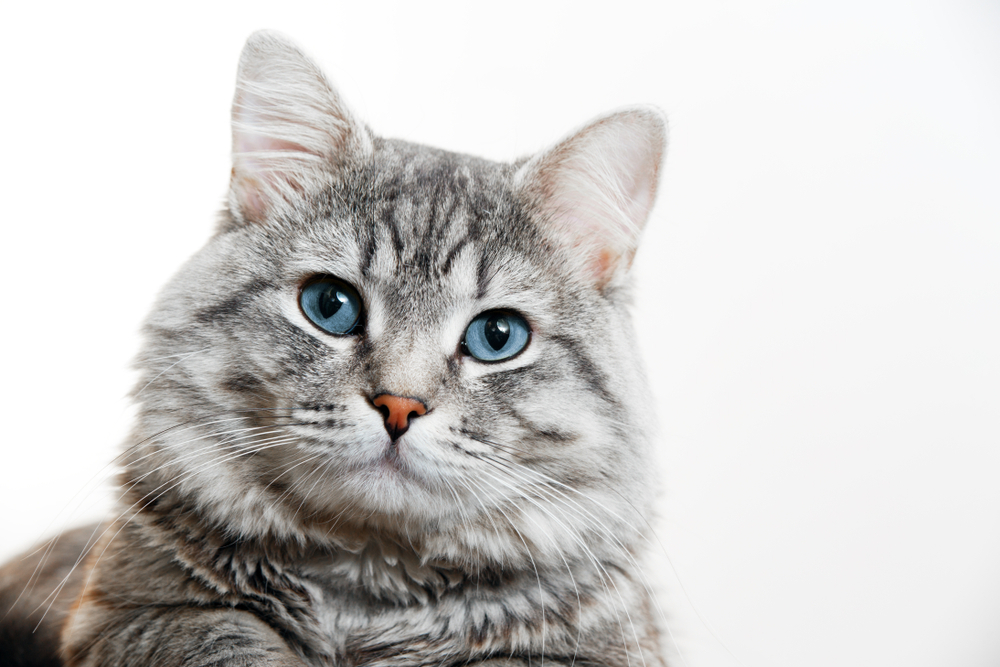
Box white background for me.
[1,2,998,666]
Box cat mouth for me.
[369,434,428,482]
[378,442,405,473]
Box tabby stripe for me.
[194,278,273,324]
[548,333,617,406]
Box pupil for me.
[319,287,345,319]
[484,315,510,351]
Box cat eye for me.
[462,311,530,362]
[299,276,363,335]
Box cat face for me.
[129,31,666,568]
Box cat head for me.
[129,31,666,570]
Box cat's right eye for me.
[462,311,531,362]
[299,276,363,335]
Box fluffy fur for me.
[0,30,668,667]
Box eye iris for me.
[319,287,347,319]
[463,310,529,362]
[484,315,510,350]
[300,277,362,336]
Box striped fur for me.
[0,31,668,667]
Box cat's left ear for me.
[515,107,667,287]
[229,30,372,224]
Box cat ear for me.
[515,107,667,286]
[229,30,371,224]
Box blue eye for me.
[300,277,363,335]
[463,311,530,362]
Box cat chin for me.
[148,437,644,575]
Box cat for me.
[0,30,668,667]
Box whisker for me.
[33,433,300,626]
[482,454,686,667]
[474,464,640,667]
[472,444,699,667]
[460,474,549,664]
[21,416,300,624]
[134,347,210,397]
[451,476,510,572]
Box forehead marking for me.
[476,247,494,300]
[358,217,377,279]
[382,204,406,263]
[441,234,471,276]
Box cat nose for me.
[371,394,427,441]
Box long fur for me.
[0,30,669,667]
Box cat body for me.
[0,31,667,667]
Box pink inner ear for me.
[554,207,625,283]
[592,248,619,282]
[613,129,659,232]
[525,110,665,286]
[233,113,318,157]
[231,130,323,222]
[229,78,338,222]
[227,32,364,224]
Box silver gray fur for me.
[0,30,668,667]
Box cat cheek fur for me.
[0,29,669,667]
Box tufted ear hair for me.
[515,107,667,287]
[229,30,371,224]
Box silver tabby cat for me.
[0,31,668,667]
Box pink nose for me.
[372,394,427,441]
